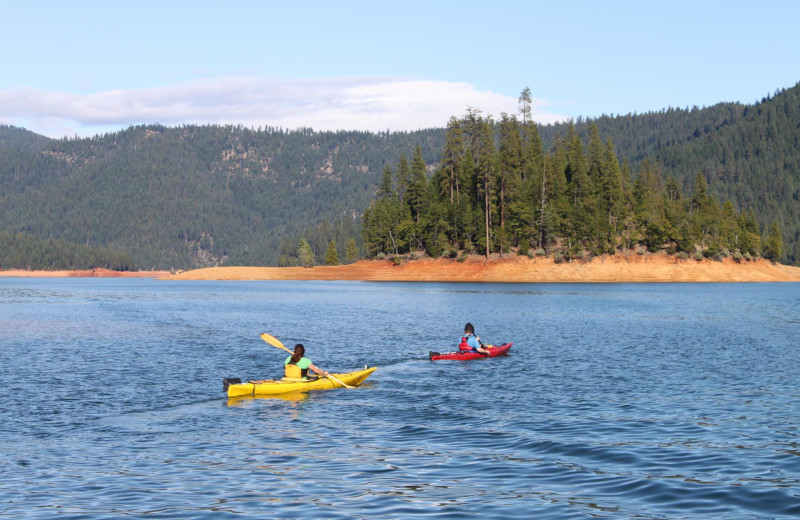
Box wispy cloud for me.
[0,77,569,138]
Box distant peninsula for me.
[161,254,800,283]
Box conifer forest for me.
[1,83,798,270]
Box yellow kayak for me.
[225,367,377,397]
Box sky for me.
[2,0,798,138]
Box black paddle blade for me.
[222,378,242,392]
[429,351,440,360]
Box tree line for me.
[0,231,136,271]
[1,82,798,270]
[362,89,783,262]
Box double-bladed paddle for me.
[259,332,354,389]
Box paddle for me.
[259,333,354,388]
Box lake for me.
[1,278,799,519]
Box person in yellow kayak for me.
[458,323,492,355]
[284,344,329,380]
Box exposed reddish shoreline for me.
[4,255,799,282]
[162,254,800,283]
[0,267,170,278]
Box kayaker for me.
[458,323,491,355]
[284,344,329,380]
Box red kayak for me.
[429,342,513,361]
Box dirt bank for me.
[163,254,800,283]
[0,268,171,278]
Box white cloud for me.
[0,77,569,138]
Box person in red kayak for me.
[284,344,329,380]
[458,323,491,355]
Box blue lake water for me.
[1,278,799,519]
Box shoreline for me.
[4,254,800,283]
[0,267,171,278]
[163,254,800,283]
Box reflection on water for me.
[1,279,799,519]
[227,391,311,405]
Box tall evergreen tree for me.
[689,171,717,249]
[325,239,338,265]
[298,238,314,267]
[407,145,428,223]
[518,87,533,126]
[497,113,523,233]
[563,124,591,250]
[601,138,624,240]
[345,237,359,263]
[461,107,484,154]
[719,200,738,249]
[691,170,711,214]
[565,123,589,206]
[396,155,410,206]
[440,117,464,204]
[457,149,479,249]
[474,116,497,256]
[764,220,783,261]
[378,164,394,199]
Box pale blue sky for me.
[2,0,797,137]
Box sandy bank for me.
[163,254,800,283]
[0,268,171,278]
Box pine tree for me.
[474,116,496,256]
[563,124,590,250]
[518,87,533,126]
[737,209,762,256]
[663,175,686,244]
[719,200,737,250]
[456,150,478,248]
[764,220,783,261]
[406,145,428,222]
[378,164,394,199]
[690,171,716,249]
[691,171,710,214]
[396,155,410,206]
[565,123,589,206]
[497,113,523,233]
[586,124,605,184]
[461,107,484,154]
[600,138,624,246]
[298,238,314,267]
[325,239,338,265]
[345,238,358,263]
[537,154,560,250]
[362,197,402,256]
[440,117,464,204]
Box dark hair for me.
[290,344,305,365]
[464,323,474,334]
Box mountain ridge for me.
[1,81,798,268]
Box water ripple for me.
[2,280,800,518]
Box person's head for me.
[464,323,474,334]
[290,343,305,364]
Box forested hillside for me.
[1,81,798,269]
[540,84,800,263]
[0,231,135,271]
[0,124,445,269]
[363,112,781,264]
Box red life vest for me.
[458,335,475,351]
